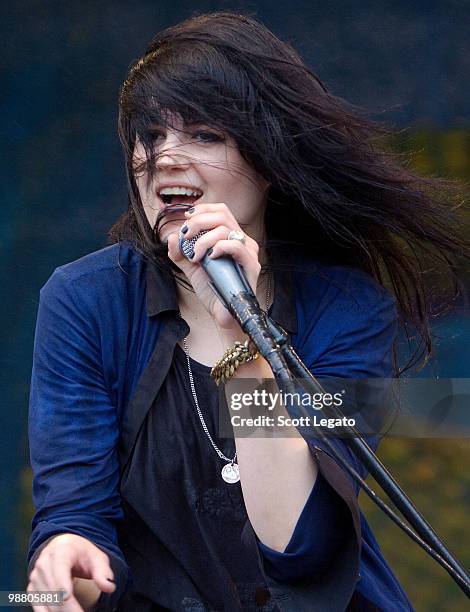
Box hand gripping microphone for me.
[178,228,277,361]
[178,228,260,315]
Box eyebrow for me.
[147,122,221,131]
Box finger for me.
[189,226,232,262]
[29,558,82,612]
[167,231,199,278]
[86,550,116,593]
[44,546,114,608]
[210,238,259,265]
[27,579,55,612]
[191,227,258,263]
[182,212,258,250]
[209,239,261,291]
[28,588,83,612]
[56,593,85,612]
[182,211,236,237]
[54,549,114,612]
[45,550,75,601]
[31,605,82,612]
[167,231,186,263]
[184,202,230,217]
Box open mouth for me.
[156,203,192,228]
[158,193,202,209]
[155,187,203,234]
[158,186,203,208]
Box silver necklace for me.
[180,271,272,484]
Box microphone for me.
[178,229,258,311]
[178,228,277,360]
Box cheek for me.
[135,174,158,228]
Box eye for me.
[144,127,225,145]
[148,130,165,142]
[192,130,225,143]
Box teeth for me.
[159,187,202,197]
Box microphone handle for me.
[179,227,291,377]
[201,253,281,365]
[200,252,256,310]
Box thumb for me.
[88,556,116,593]
[167,231,194,274]
[167,230,184,259]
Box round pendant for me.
[221,462,240,484]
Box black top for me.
[28,243,412,611]
[117,342,278,611]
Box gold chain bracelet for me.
[210,339,259,385]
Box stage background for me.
[2,2,469,610]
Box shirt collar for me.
[146,260,179,316]
[145,245,297,335]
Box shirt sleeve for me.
[28,269,130,610]
[256,470,351,583]
[253,283,398,610]
[305,283,398,485]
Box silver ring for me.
[227,229,246,244]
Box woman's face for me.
[133,114,270,243]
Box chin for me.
[158,219,185,243]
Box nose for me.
[155,133,191,170]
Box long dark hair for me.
[109,10,468,374]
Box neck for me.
[245,214,268,266]
[174,276,207,319]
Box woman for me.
[27,11,467,612]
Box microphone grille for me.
[178,228,209,260]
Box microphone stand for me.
[181,229,470,595]
[234,306,470,597]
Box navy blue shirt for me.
[28,241,413,611]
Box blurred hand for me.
[27,533,115,612]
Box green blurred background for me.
[2,2,469,610]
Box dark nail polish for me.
[187,207,195,214]
[181,223,189,234]
[206,247,213,257]
[189,251,195,259]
